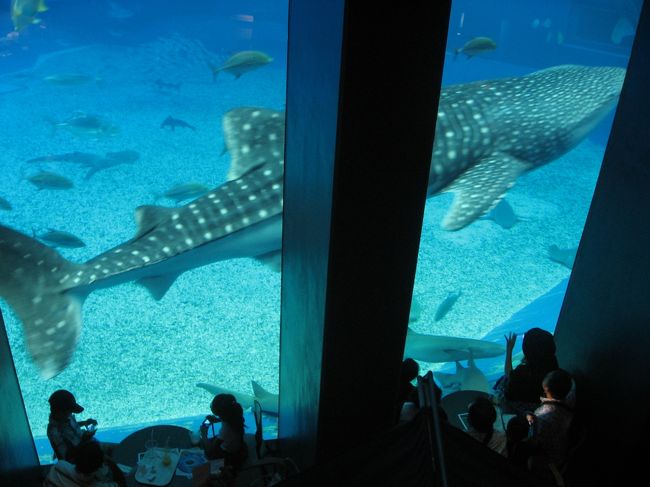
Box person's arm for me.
[199,421,224,459]
[47,425,70,461]
[504,332,517,377]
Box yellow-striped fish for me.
[11,0,48,31]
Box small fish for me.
[434,291,461,322]
[161,116,196,132]
[454,37,497,59]
[209,50,273,80]
[548,245,577,269]
[159,183,210,203]
[43,74,102,86]
[46,113,120,139]
[0,196,12,211]
[154,79,182,92]
[35,229,86,248]
[84,150,140,180]
[11,0,48,31]
[27,171,73,190]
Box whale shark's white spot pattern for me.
[428,65,625,231]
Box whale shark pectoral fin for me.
[442,152,528,231]
[255,250,282,272]
[134,205,175,237]
[137,273,181,300]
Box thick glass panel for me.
[407,0,641,401]
[0,0,287,463]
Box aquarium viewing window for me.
[405,0,640,394]
[0,1,288,463]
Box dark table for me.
[112,425,194,487]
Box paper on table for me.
[117,463,133,474]
[176,448,208,478]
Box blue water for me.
[0,0,641,464]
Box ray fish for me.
[404,328,505,363]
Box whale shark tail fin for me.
[0,225,86,379]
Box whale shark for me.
[0,65,625,377]
[429,64,624,229]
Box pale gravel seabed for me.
[0,43,284,439]
[0,43,604,439]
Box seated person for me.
[395,358,420,423]
[497,328,559,415]
[200,394,248,468]
[44,441,125,487]
[526,369,574,467]
[465,396,507,456]
[47,390,101,461]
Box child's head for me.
[542,369,572,400]
[48,389,84,417]
[506,415,530,443]
[467,396,496,433]
[211,393,237,417]
[522,328,556,362]
[73,441,104,475]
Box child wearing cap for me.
[47,389,100,461]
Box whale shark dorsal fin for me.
[442,152,527,231]
[134,205,174,237]
[251,380,272,399]
[222,107,285,181]
[137,273,181,300]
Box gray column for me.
[0,310,40,485]
[280,1,450,466]
[554,0,650,483]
